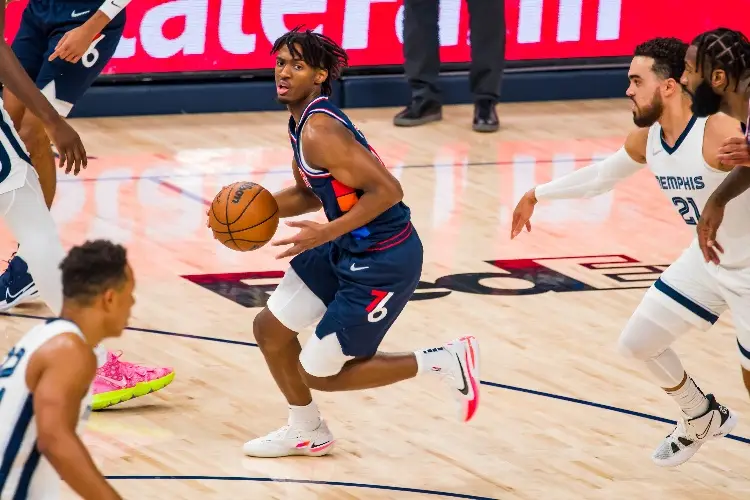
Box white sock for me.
[414,346,453,375]
[288,401,321,431]
[666,373,710,418]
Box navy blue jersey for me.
[288,96,412,253]
[11,0,126,115]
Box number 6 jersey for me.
[646,114,750,269]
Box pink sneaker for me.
[92,350,175,410]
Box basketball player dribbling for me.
[242,27,480,458]
[0,0,174,410]
[0,240,129,500]
[678,29,750,265]
[511,37,745,467]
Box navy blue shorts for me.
[290,224,423,358]
[11,0,125,114]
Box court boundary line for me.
[3,310,748,445]
[104,476,497,499]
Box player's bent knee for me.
[741,367,750,398]
[298,333,353,382]
[252,308,295,351]
[617,296,693,361]
[737,339,750,372]
[266,267,327,333]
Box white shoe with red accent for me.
[243,420,335,458]
[440,336,481,422]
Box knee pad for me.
[299,333,354,378]
[617,296,694,361]
[267,267,327,332]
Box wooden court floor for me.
[1,99,749,499]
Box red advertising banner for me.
[3,0,748,76]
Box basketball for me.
[208,181,280,251]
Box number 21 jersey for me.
[646,114,750,269]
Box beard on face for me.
[632,91,663,127]
[690,79,723,117]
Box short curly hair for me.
[60,240,129,304]
[633,37,688,81]
[271,25,349,97]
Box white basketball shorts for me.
[642,240,750,369]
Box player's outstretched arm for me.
[299,114,403,240]
[274,157,323,218]
[510,128,647,239]
[27,335,122,500]
[0,3,87,171]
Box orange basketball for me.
[208,181,280,251]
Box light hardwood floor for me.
[1,99,748,500]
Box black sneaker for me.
[472,100,499,133]
[393,99,442,127]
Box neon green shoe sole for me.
[92,371,175,411]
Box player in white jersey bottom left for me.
[0,240,133,500]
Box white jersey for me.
[0,319,93,500]
[0,96,31,196]
[646,115,750,270]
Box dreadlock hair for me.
[633,37,687,81]
[692,28,750,90]
[271,26,349,96]
[60,240,129,305]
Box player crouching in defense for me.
[242,27,480,458]
[511,38,741,467]
[0,240,130,500]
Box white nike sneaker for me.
[440,336,481,422]
[652,394,737,467]
[243,420,335,458]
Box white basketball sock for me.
[666,373,710,418]
[415,346,453,375]
[288,401,321,431]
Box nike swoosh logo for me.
[6,287,25,300]
[350,263,369,271]
[456,353,469,395]
[310,440,331,448]
[695,413,714,440]
[71,10,90,17]
[98,376,128,388]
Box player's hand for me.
[717,137,750,166]
[45,117,88,175]
[510,189,536,239]
[697,195,725,265]
[271,220,330,259]
[48,28,99,65]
